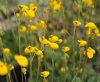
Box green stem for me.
[36,57,41,82]
[30,54,33,82]
[51,50,55,82]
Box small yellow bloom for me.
[80,68,83,73]
[60,67,65,73]
[94,27,99,35]
[36,20,47,30]
[87,47,95,59]
[8,64,14,70]
[36,50,44,58]
[14,55,28,67]
[19,26,27,33]
[28,24,37,31]
[27,9,36,19]
[62,46,70,52]
[21,68,27,75]
[19,5,28,12]
[49,35,59,42]
[19,4,36,19]
[39,36,50,45]
[82,0,94,8]
[77,40,87,47]
[53,2,61,12]
[50,0,61,12]
[85,22,97,29]
[16,13,20,17]
[49,42,59,49]
[58,39,63,43]
[61,28,67,34]
[96,34,100,37]
[3,48,10,55]
[73,20,81,27]
[40,71,50,78]
[0,61,8,76]
[24,46,38,54]
[29,3,37,12]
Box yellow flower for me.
[49,35,59,42]
[29,3,37,12]
[62,46,70,52]
[80,68,83,73]
[36,20,47,30]
[77,40,87,47]
[86,28,92,36]
[19,4,36,19]
[19,26,27,33]
[27,9,36,19]
[87,47,95,59]
[16,13,20,17]
[36,50,44,58]
[50,0,61,12]
[28,24,37,31]
[8,64,14,70]
[49,42,59,49]
[39,36,50,45]
[0,61,8,76]
[60,67,65,73]
[14,55,28,67]
[19,5,28,12]
[73,20,81,27]
[21,68,27,75]
[82,0,94,8]
[40,71,50,78]
[96,34,100,37]
[61,28,67,34]
[53,2,61,12]
[24,46,38,54]
[58,39,63,43]
[85,22,97,29]
[3,48,10,55]
[94,27,99,35]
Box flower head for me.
[87,47,95,59]
[82,0,94,8]
[49,35,59,43]
[49,42,59,49]
[62,46,70,52]
[39,36,50,45]
[85,22,97,29]
[0,61,8,76]
[50,0,61,12]
[78,40,87,47]
[19,26,27,33]
[14,55,28,67]
[28,24,37,31]
[36,50,44,58]
[36,20,47,30]
[73,20,81,27]
[3,48,10,55]
[24,46,38,54]
[40,71,50,78]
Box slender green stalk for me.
[29,53,35,82]
[51,50,55,82]
[36,57,41,82]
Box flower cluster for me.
[19,3,37,19]
[24,45,44,58]
[50,0,62,12]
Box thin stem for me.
[36,57,41,82]
[21,68,23,82]
[72,26,77,72]
[51,50,55,82]
[30,54,33,82]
